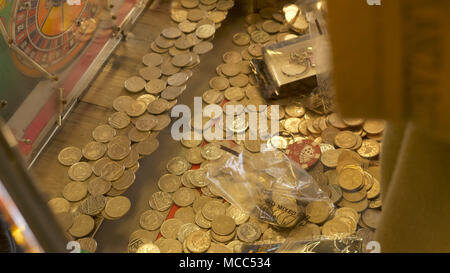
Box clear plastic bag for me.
[275,236,363,253]
[235,236,363,253]
[204,145,331,228]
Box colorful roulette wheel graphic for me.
[9,0,99,76]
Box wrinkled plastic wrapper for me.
[236,236,363,253]
[204,145,331,228]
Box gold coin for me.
[261,20,281,34]
[140,210,165,231]
[244,139,261,153]
[211,215,236,236]
[342,188,367,202]
[222,63,240,77]
[107,139,131,160]
[68,162,92,181]
[177,223,200,243]
[161,218,183,240]
[145,79,167,94]
[171,9,188,23]
[285,104,305,118]
[288,223,321,241]
[124,76,146,93]
[158,174,182,193]
[69,215,95,238]
[236,223,261,243]
[77,237,97,253]
[367,178,380,199]
[155,35,174,49]
[208,10,226,23]
[193,41,214,54]
[105,196,131,218]
[58,146,82,166]
[151,41,168,53]
[343,118,365,127]
[226,205,249,225]
[232,32,250,46]
[305,200,331,224]
[201,143,224,161]
[136,243,161,253]
[167,156,191,175]
[338,197,369,213]
[357,139,380,158]
[178,21,197,33]
[224,87,244,101]
[128,127,150,142]
[334,131,357,149]
[173,187,196,207]
[139,66,161,81]
[328,113,348,129]
[111,169,135,191]
[87,177,111,195]
[361,209,381,229]
[186,147,204,165]
[250,30,270,44]
[113,96,134,112]
[174,207,196,224]
[149,191,173,212]
[195,24,215,39]
[284,117,302,134]
[161,26,182,39]
[338,166,364,192]
[142,52,163,67]
[158,238,183,253]
[195,210,212,228]
[82,141,106,161]
[320,149,343,168]
[363,119,385,134]
[62,182,88,202]
[320,127,339,145]
[48,198,70,214]
[186,230,211,253]
[222,51,242,64]
[136,137,159,156]
[135,114,158,131]
[187,8,207,22]
[101,161,125,182]
[91,157,111,176]
[209,76,229,90]
[211,229,236,244]
[92,124,116,143]
[125,100,147,117]
[335,207,360,224]
[202,89,224,104]
[369,196,382,209]
[229,74,249,88]
[321,217,352,237]
[202,200,226,221]
[108,112,130,129]
[147,98,169,114]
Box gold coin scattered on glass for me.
[58,146,82,166]
[68,162,92,181]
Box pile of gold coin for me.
[128,1,384,253]
[50,0,237,252]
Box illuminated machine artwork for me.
[9,0,98,76]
